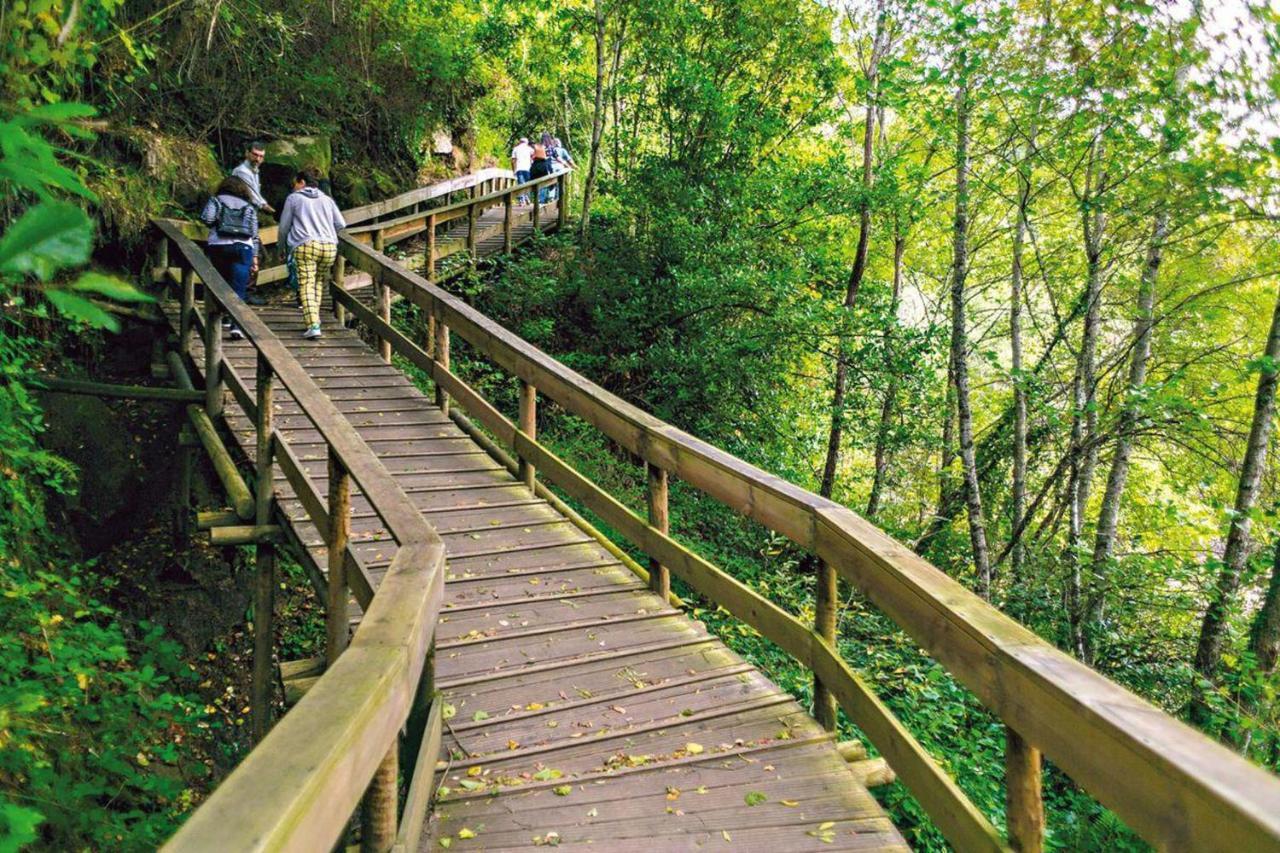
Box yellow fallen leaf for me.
[685,742,704,755]
[781,799,799,807]
[818,822,834,831]
[467,766,482,777]
[457,827,476,839]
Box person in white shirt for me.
[231,141,275,214]
[511,137,533,203]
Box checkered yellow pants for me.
[295,241,337,328]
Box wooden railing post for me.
[426,213,437,282]
[518,381,537,489]
[1006,727,1045,852]
[361,749,398,853]
[557,173,568,231]
[466,201,478,265]
[377,271,392,364]
[434,315,450,417]
[647,464,670,600]
[503,191,514,254]
[813,559,838,730]
[326,450,351,663]
[251,352,276,743]
[179,267,195,357]
[203,289,224,418]
[333,253,347,327]
[532,182,541,233]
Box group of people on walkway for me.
[511,132,574,203]
[199,140,344,340]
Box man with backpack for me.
[199,176,261,340]
[277,169,346,339]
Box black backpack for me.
[214,198,255,239]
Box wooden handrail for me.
[154,219,446,851]
[339,235,1280,852]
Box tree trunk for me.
[815,1,887,502]
[1009,150,1030,597]
[579,0,608,240]
[1067,137,1107,658]
[1249,546,1280,675]
[1193,282,1280,705]
[1081,212,1166,662]
[866,230,905,518]
[950,70,992,596]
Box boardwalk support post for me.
[504,191,514,253]
[373,230,391,363]
[251,352,276,743]
[532,184,541,233]
[434,316,450,416]
[203,288,224,418]
[326,450,351,663]
[333,254,347,327]
[179,267,195,356]
[557,173,568,230]
[813,558,839,731]
[1006,727,1044,852]
[466,201,478,265]
[518,380,537,489]
[647,464,670,600]
[426,213,437,281]
[361,748,398,853]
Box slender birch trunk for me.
[1250,547,1280,675]
[950,68,992,594]
[867,228,905,518]
[579,0,608,240]
[1193,283,1280,708]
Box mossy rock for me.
[260,136,333,207]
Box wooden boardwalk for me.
[172,291,906,850]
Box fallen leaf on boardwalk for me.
[508,739,520,750]
[458,779,484,791]
[745,791,767,806]
[532,767,562,781]
[457,828,476,839]
[722,830,732,842]
[526,702,545,710]
[546,720,559,728]
[439,838,451,848]
[685,742,704,755]
[763,764,774,771]
[695,786,708,794]
[666,786,681,800]
[442,703,456,720]
[586,808,598,817]
[553,785,572,796]
[781,799,799,807]
[818,822,834,831]
[610,705,626,714]
[472,710,489,722]
[467,765,483,777]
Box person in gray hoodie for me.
[277,168,346,339]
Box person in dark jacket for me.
[529,144,553,204]
[199,176,260,340]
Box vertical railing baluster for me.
[203,289,224,418]
[426,213,437,282]
[504,190,514,254]
[326,450,351,664]
[467,201,478,265]
[435,316,451,416]
[518,380,537,489]
[179,267,195,357]
[557,173,568,231]
[333,253,347,327]
[372,230,391,362]
[813,559,838,730]
[647,464,670,600]
[532,182,541,233]
[251,352,276,743]
[1006,727,1045,852]
[361,749,398,853]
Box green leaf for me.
[0,202,93,281]
[21,103,99,123]
[552,785,572,796]
[532,768,562,781]
[44,290,119,331]
[71,272,154,303]
[744,791,767,807]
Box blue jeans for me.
[207,243,253,302]
[516,170,531,201]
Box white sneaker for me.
[228,326,245,340]
[302,325,323,339]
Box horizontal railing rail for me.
[153,219,446,852]
[338,234,1280,853]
